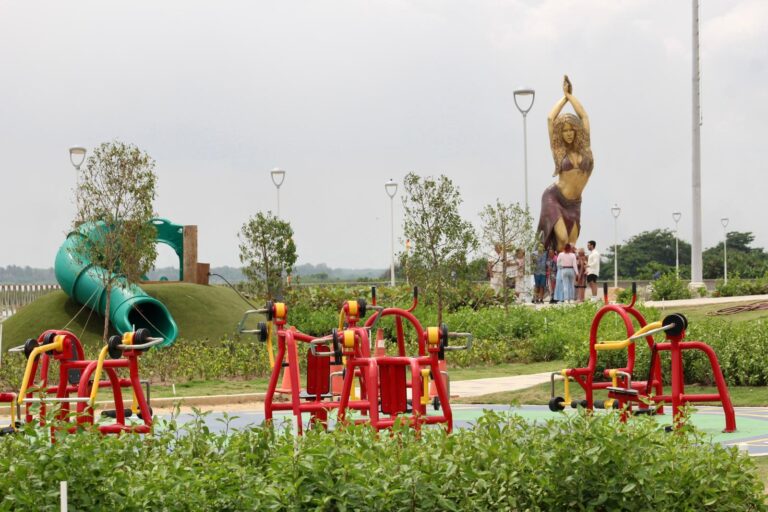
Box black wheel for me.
[257,322,268,342]
[356,299,367,317]
[571,399,588,409]
[662,313,688,337]
[433,396,441,411]
[134,328,150,345]
[548,396,565,412]
[23,338,38,359]
[108,335,123,359]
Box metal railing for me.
[0,284,61,320]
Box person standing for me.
[558,244,577,303]
[488,243,505,295]
[533,244,548,304]
[547,248,558,303]
[575,247,588,302]
[586,240,600,300]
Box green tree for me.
[73,141,158,342]
[600,229,692,280]
[703,231,768,279]
[238,211,297,299]
[479,200,534,308]
[401,173,477,324]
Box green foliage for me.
[0,412,762,510]
[239,211,297,300]
[703,232,768,279]
[715,274,768,297]
[401,173,478,324]
[650,274,692,301]
[479,199,535,308]
[600,229,690,280]
[73,141,158,341]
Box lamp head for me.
[69,146,87,170]
[384,179,398,198]
[611,204,621,219]
[513,88,535,115]
[270,168,286,188]
[720,217,729,228]
[672,211,682,223]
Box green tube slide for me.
[55,221,178,347]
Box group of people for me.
[532,240,600,304]
[487,240,601,305]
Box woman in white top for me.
[557,243,578,303]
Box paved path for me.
[450,372,551,397]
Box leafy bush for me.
[0,411,762,510]
[650,274,692,301]
[715,275,768,297]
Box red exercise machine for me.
[549,283,736,433]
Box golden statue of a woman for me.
[537,75,593,252]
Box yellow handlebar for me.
[594,321,663,352]
[420,369,431,405]
[18,335,65,404]
[89,345,111,406]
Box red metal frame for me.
[557,288,736,432]
[20,330,153,435]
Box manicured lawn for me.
[657,299,768,323]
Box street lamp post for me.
[611,204,621,289]
[69,147,87,218]
[270,168,286,217]
[69,147,87,171]
[385,179,398,287]
[721,217,729,284]
[672,211,682,279]
[513,88,535,212]
[514,88,535,302]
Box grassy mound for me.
[1,283,255,350]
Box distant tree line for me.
[599,229,768,280]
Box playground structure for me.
[54,218,209,346]
[549,283,736,433]
[0,328,160,436]
[238,287,472,434]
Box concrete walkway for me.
[450,372,551,397]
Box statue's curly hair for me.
[551,113,592,176]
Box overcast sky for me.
[1,0,765,270]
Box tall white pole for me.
[385,180,398,287]
[691,0,704,286]
[389,195,395,287]
[611,204,621,289]
[522,113,529,212]
[723,230,728,284]
[675,227,680,278]
[614,218,619,289]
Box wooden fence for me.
[0,284,61,320]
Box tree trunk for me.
[102,284,112,343]
[437,282,443,325]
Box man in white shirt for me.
[586,240,600,299]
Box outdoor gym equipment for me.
[334,322,471,432]
[362,286,469,410]
[237,288,471,433]
[549,283,736,432]
[11,328,158,435]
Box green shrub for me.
[0,411,762,510]
[715,275,768,297]
[650,274,692,301]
